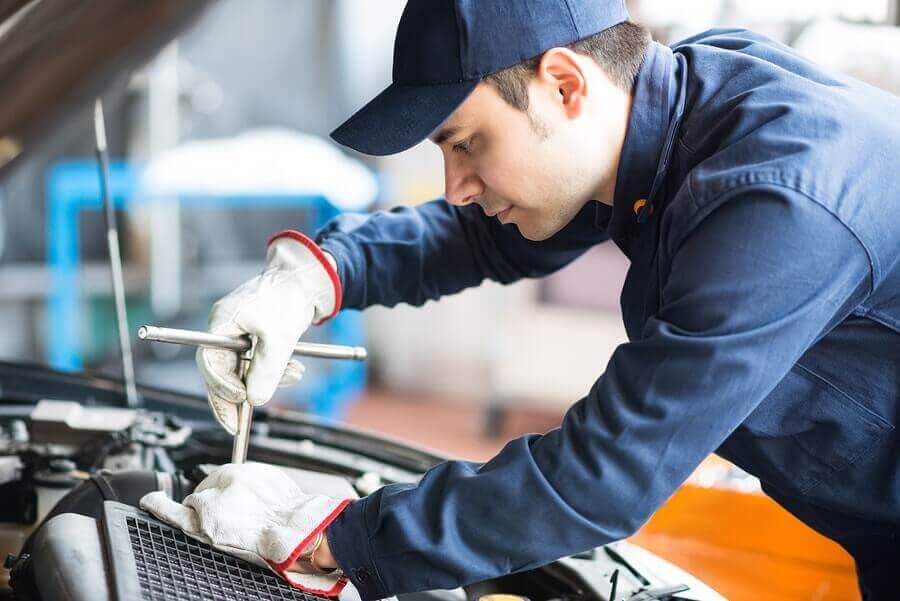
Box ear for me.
[536,47,588,118]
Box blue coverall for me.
[320,30,900,599]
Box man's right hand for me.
[198,231,341,434]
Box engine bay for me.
[0,368,717,601]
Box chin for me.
[514,222,554,242]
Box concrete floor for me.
[344,388,563,460]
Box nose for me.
[443,155,484,207]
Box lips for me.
[484,205,511,218]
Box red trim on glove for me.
[268,230,342,324]
[268,499,352,598]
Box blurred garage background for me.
[0,1,898,599]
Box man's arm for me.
[323,186,872,599]
[315,199,604,310]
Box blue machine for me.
[45,160,368,419]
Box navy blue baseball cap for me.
[330,0,629,156]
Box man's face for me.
[429,56,630,241]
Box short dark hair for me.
[484,21,651,112]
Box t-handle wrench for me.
[138,325,367,463]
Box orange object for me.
[633,471,860,600]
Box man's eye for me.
[452,139,472,154]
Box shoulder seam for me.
[683,177,878,294]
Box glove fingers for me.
[206,392,239,435]
[197,346,246,404]
[277,359,305,388]
[140,492,200,535]
[211,543,269,570]
[245,329,304,406]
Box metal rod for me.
[231,402,253,464]
[138,325,368,361]
[95,99,139,408]
[231,354,253,464]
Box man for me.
[142,0,900,599]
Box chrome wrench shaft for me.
[138,325,367,361]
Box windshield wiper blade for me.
[603,546,651,587]
[627,584,690,601]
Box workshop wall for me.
[0,0,897,416]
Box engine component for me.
[6,465,362,601]
[32,460,81,524]
[106,501,341,601]
[27,400,191,451]
[29,400,136,446]
[7,469,193,599]
[13,512,109,601]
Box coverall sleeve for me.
[324,186,873,600]
[314,199,604,309]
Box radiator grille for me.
[126,515,326,601]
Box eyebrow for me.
[429,125,462,145]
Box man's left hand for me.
[141,463,351,597]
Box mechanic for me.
[143,0,900,599]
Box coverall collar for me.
[601,41,681,240]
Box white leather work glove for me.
[140,462,353,598]
[198,231,341,434]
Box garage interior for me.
[1,1,898,600]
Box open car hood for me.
[0,0,215,176]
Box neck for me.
[591,91,634,207]
[593,167,618,207]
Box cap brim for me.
[330,79,479,156]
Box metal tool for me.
[138,326,368,361]
[95,99,139,408]
[231,343,255,465]
[137,325,367,463]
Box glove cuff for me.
[268,230,342,324]
[268,498,352,597]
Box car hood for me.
[0,0,215,176]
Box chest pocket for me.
[718,365,893,497]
